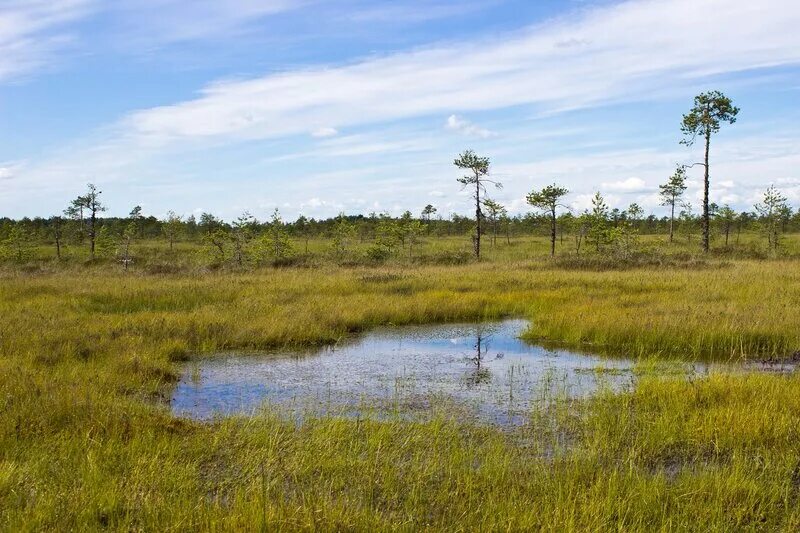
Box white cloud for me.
[123,0,800,145]
[0,161,27,181]
[0,167,15,180]
[601,177,648,192]
[314,138,427,157]
[0,0,92,82]
[298,197,345,214]
[108,0,306,45]
[345,0,495,24]
[445,114,497,138]
[270,133,434,160]
[311,127,339,138]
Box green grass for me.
[16,230,800,267]
[2,241,800,530]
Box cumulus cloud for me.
[601,177,648,192]
[445,115,497,138]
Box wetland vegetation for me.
[2,229,800,529]
[3,89,800,530]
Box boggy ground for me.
[1,254,800,530]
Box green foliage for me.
[755,185,789,253]
[587,192,610,251]
[716,204,737,246]
[202,228,229,264]
[564,211,590,254]
[481,198,506,247]
[330,213,356,260]
[659,166,687,213]
[0,226,34,262]
[680,90,740,144]
[626,202,643,222]
[677,203,697,243]
[364,244,392,263]
[129,205,144,237]
[162,211,183,251]
[230,212,255,266]
[526,184,569,213]
[294,214,311,252]
[94,226,117,259]
[119,222,137,270]
[421,204,437,222]
[404,218,426,258]
[453,149,490,186]
[608,221,639,261]
[374,215,401,254]
[254,209,294,264]
[527,184,569,256]
[454,149,501,258]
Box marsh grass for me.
[2,252,800,529]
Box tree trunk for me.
[669,200,675,243]
[123,240,131,271]
[549,207,556,257]
[702,130,711,253]
[474,178,481,259]
[89,212,96,260]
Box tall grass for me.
[1,256,800,529]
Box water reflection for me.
[172,319,636,425]
[464,327,494,387]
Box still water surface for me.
[172,319,642,425]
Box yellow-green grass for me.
[2,259,800,530]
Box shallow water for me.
[172,319,640,425]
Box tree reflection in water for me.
[464,325,495,388]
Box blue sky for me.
[1,0,799,221]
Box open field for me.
[2,238,800,530]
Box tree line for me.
[1,91,798,264]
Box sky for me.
[1,0,800,221]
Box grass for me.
[2,236,800,530]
